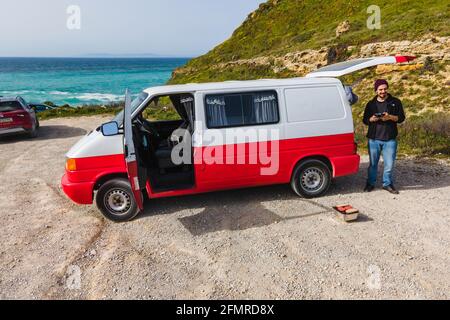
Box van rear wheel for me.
[95,178,140,222]
[291,159,331,198]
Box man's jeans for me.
[367,139,398,187]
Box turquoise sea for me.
[0,57,190,106]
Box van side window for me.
[205,91,279,128]
[284,86,345,123]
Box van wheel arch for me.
[93,173,148,204]
[94,173,129,191]
[291,155,333,177]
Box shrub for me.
[38,102,123,120]
[423,56,438,73]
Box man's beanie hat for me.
[374,79,389,91]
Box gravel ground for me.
[0,116,449,300]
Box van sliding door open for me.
[305,56,416,78]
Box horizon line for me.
[0,55,195,59]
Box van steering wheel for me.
[135,115,160,139]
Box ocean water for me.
[0,57,190,106]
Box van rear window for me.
[205,91,279,128]
[0,101,23,112]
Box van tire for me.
[291,159,331,198]
[95,178,140,222]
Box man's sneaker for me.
[364,184,375,192]
[383,185,399,194]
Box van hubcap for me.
[301,168,324,191]
[105,189,131,214]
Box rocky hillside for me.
[169,0,450,157]
[170,0,449,83]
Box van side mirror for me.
[344,85,359,106]
[101,121,119,136]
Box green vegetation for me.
[348,65,450,158]
[170,0,450,84]
[175,64,281,84]
[142,98,181,121]
[37,100,181,122]
[37,102,124,120]
[399,112,450,157]
[354,111,450,158]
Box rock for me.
[358,37,450,61]
[213,32,446,77]
[336,20,351,37]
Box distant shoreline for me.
[0,57,190,106]
[0,56,194,60]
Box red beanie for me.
[374,79,389,91]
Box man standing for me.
[363,79,405,194]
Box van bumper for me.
[61,174,94,205]
[330,154,360,178]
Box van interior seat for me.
[154,121,190,170]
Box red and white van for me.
[61,56,414,221]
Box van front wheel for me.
[291,159,331,198]
[95,178,140,222]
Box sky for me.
[0,0,266,58]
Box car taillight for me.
[66,158,77,171]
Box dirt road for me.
[0,116,449,299]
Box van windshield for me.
[112,91,149,126]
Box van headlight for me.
[66,158,77,171]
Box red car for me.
[0,96,39,138]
